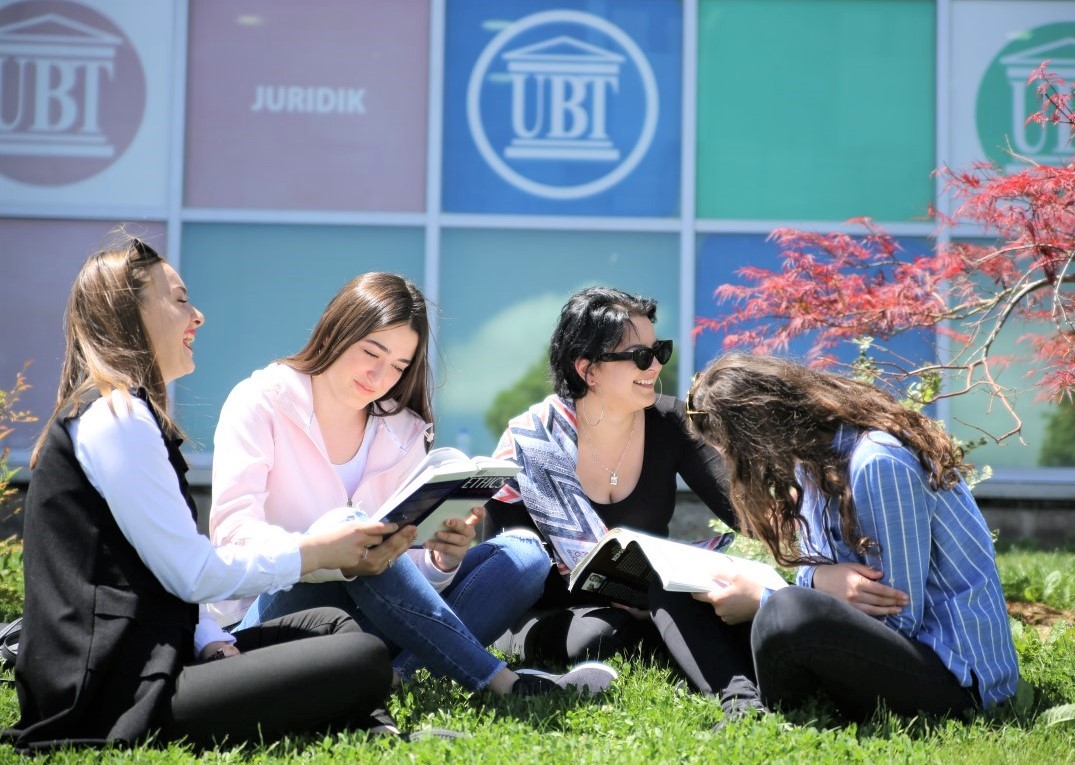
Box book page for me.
[469,455,522,477]
[375,449,476,521]
[655,545,789,593]
[392,447,473,494]
[629,536,732,591]
[579,528,788,595]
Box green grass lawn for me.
[0,540,1073,764]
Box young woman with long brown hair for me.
[7,236,393,750]
[682,353,1019,720]
[208,272,616,699]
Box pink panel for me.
[0,219,166,449]
[184,0,429,211]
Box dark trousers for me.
[653,585,979,719]
[649,584,759,709]
[494,569,664,663]
[162,607,392,747]
[751,587,977,719]
[495,603,663,663]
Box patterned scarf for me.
[492,395,733,575]
[492,395,602,574]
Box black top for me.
[486,397,735,606]
[3,391,198,750]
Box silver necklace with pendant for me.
[584,411,638,486]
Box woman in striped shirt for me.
[681,353,1019,722]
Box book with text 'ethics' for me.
[374,447,521,543]
[566,527,789,610]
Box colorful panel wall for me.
[2,0,1073,479]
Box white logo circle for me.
[466,10,659,201]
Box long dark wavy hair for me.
[548,287,658,400]
[283,272,433,425]
[686,353,971,567]
[31,235,175,467]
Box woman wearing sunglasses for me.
[485,287,752,704]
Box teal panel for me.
[946,251,1071,469]
[437,229,680,456]
[176,224,424,449]
[697,0,936,221]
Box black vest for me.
[4,392,199,750]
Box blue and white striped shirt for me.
[796,427,1019,709]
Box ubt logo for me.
[0,0,145,185]
[467,10,657,200]
[976,23,1075,171]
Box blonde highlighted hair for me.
[31,234,177,466]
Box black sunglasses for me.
[597,339,673,370]
[127,237,160,263]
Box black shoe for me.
[512,661,618,697]
[710,700,769,733]
[365,708,469,742]
[403,728,471,742]
[710,708,761,734]
[365,708,402,738]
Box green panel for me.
[176,224,424,450]
[697,0,936,221]
[437,230,680,457]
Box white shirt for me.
[68,392,303,655]
[332,415,376,498]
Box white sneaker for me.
[515,661,618,696]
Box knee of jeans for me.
[488,531,551,591]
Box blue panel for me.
[694,233,937,379]
[176,224,424,450]
[443,0,682,216]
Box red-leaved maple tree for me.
[696,64,1075,444]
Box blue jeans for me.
[236,531,550,690]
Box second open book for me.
[567,527,789,609]
[373,447,520,542]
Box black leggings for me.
[654,585,979,719]
[649,584,759,708]
[162,607,392,747]
[751,587,977,718]
[495,603,663,663]
[493,569,665,663]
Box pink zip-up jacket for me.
[208,362,448,626]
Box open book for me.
[567,527,788,609]
[373,447,520,543]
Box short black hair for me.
[548,287,658,400]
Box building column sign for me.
[502,35,623,163]
[467,11,657,201]
[951,2,1075,173]
[0,1,145,186]
[994,35,1075,168]
[443,1,682,216]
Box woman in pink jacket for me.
[209,272,616,697]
